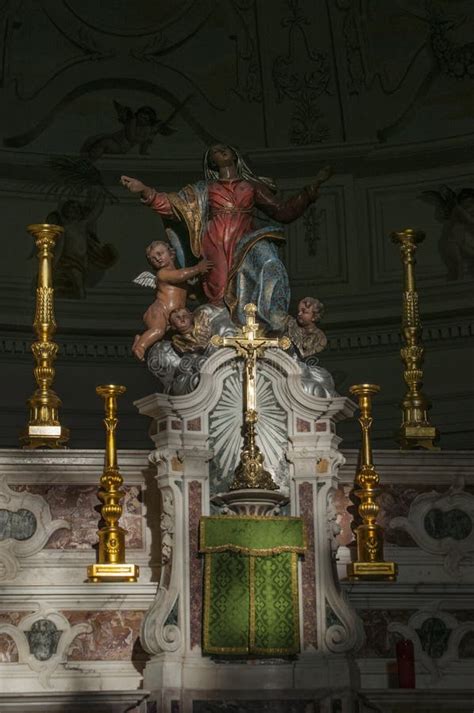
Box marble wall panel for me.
[0,633,18,662]
[64,610,148,664]
[0,612,34,662]
[11,484,144,549]
[357,609,416,658]
[333,482,474,548]
[298,482,318,650]
[188,481,202,650]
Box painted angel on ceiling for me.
[420,185,474,281]
[81,98,189,160]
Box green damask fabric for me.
[200,516,305,656]
[252,552,299,653]
[200,515,306,555]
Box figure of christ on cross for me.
[211,303,290,491]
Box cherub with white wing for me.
[132,240,212,361]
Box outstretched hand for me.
[120,175,146,194]
[314,165,332,186]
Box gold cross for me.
[211,304,290,490]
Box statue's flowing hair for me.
[203,144,277,193]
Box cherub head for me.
[296,297,324,329]
[169,307,193,334]
[136,106,157,126]
[145,241,175,270]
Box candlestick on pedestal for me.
[88,385,139,583]
[391,228,439,450]
[347,383,397,581]
[21,223,69,448]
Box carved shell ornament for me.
[209,367,287,484]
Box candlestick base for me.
[396,424,440,451]
[87,563,139,583]
[347,560,397,581]
[20,423,70,449]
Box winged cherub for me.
[132,240,212,361]
[420,185,474,280]
[169,307,212,354]
[81,98,189,160]
[286,297,327,358]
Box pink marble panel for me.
[296,418,311,433]
[0,634,18,662]
[65,610,148,664]
[332,485,354,547]
[298,481,317,650]
[332,482,470,548]
[187,417,201,431]
[315,422,327,432]
[171,420,181,431]
[188,480,202,649]
[0,612,32,625]
[0,612,34,663]
[12,484,143,549]
[358,609,416,658]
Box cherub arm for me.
[158,259,212,285]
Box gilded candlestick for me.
[21,223,69,448]
[391,229,439,450]
[88,385,139,583]
[211,303,290,491]
[347,384,397,581]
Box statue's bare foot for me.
[132,337,146,361]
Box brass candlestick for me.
[391,229,439,450]
[88,385,139,583]
[21,224,69,448]
[211,303,290,490]
[347,384,397,581]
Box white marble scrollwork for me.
[390,477,474,579]
[0,475,70,581]
[317,482,365,654]
[140,451,183,656]
[0,602,91,689]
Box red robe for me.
[147,179,315,304]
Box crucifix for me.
[211,303,290,491]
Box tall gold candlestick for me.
[88,385,139,583]
[21,224,69,448]
[347,384,397,581]
[391,228,439,450]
